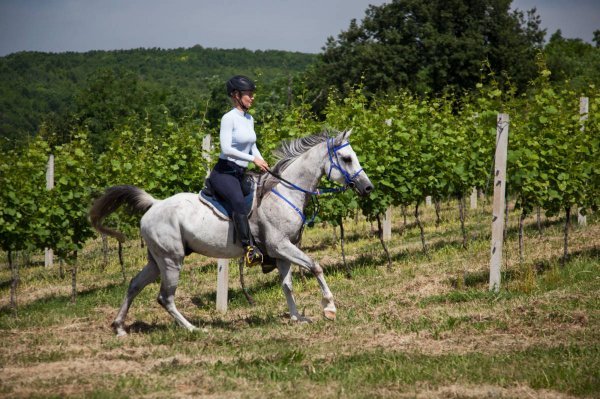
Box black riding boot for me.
[232,212,263,267]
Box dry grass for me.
[0,200,598,398]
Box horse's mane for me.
[261,131,331,194]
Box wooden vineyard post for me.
[216,259,229,313]
[382,207,392,241]
[45,154,54,267]
[578,97,588,226]
[425,196,432,207]
[489,114,509,292]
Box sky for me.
[0,0,598,57]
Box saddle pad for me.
[199,190,254,220]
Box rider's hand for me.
[253,157,269,172]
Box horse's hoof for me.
[186,325,209,333]
[323,310,337,321]
[114,326,128,337]
[112,321,127,337]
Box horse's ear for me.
[335,129,353,146]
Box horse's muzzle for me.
[353,180,374,197]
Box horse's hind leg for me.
[155,257,198,332]
[112,255,160,337]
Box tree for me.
[75,68,159,152]
[544,30,600,91]
[306,0,545,111]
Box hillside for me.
[0,46,317,145]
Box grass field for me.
[1,200,598,398]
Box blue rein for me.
[270,188,314,224]
[269,138,363,225]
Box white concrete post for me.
[216,259,229,313]
[383,120,393,240]
[425,196,432,207]
[382,207,392,241]
[202,134,212,178]
[45,154,54,267]
[489,114,509,292]
[470,187,477,209]
[578,97,588,226]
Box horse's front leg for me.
[277,259,312,323]
[273,241,336,321]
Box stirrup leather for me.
[244,246,263,267]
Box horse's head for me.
[324,130,374,196]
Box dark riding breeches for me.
[208,158,251,215]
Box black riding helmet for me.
[226,75,256,96]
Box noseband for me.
[268,138,363,225]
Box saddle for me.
[199,175,255,220]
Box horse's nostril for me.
[365,185,373,193]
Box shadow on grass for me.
[505,216,565,237]
[447,270,517,289]
[301,230,374,252]
[140,307,282,333]
[128,320,171,334]
[0,281,126,319]
[447,245,599,290]
[124,312,282,336]
[302,221,422,253]
[202,313,282,330]
[0,279,12,290]
[322,234,474,277]
[190,273,281,310]
[0,259,46,271]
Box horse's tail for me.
[89,185,158,242]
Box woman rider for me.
[208,75,269,266]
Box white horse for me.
[90,130,373,336]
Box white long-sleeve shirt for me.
[219,108,262,167]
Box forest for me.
[0,46,316,150]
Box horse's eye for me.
[342,156,352,163]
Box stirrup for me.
[244,246,263,267]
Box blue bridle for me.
[326,138,363,184]
[270,138,363,225]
